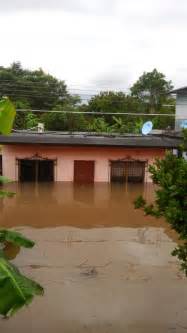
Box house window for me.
[18,159,54,182]
[110,161,146,183]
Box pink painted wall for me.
[2,145,166,182]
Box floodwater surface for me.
[0,183,186,333]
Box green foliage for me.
[88,117,111,133]
[88,91,140,114]
[25,112,39,129]
[0,229,43,318]
[0,98,43,317]
[172,244,187,276]
[0,98,16,135]
[0,258,43,317]
[147,154,187,237]
[131,68,173,112]
[14,100,30,130]
[134,195,146,209]
[0,64,175,133]
[42,109,87,132]
[130,69,175,129]
[135,132,187,275]
[0,62,68,110]
[110,116,127,133]
[0,230,35,249]
[87,91,142,126]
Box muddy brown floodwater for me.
[0,182,186,333]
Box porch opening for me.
[110,161,146,183]
[19,159,54,182]
[74,161,95,183]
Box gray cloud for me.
[0,0,116,14]
[116,0,187,28]
[0,0,185,90]
[91,69,131,92]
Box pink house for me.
[0,132,180,183]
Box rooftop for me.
[170,86,187,94]
[0,131,182,148]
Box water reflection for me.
[0,182,172,232]
[0,182,185,333]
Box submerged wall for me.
[2,144,166,183]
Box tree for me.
[0,62,70,110]
[87,91,140,114]
[86,91,145,132]
[87,117,111,133]
[25,112,39,129]
[134,130,187,275]
[14,100,31,129]
[0,62,85,130]
[41,103,87,132]
[131,69,174,114]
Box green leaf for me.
[0,230,35,248]
[0,98,16,135]
[0,257,44,317]
[0,249,5,258]
[134,195,146,209]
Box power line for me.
[16,109,175,116]
[0,79,120,92]
[0,89,177,105]
[0,78,174,96]
[0,90,95,98]
[0,91,177,104]
[0,78,129,91]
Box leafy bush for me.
[135,131,187,275]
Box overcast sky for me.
[0,0,186,93]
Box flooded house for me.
[0,131,181,183]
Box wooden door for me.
[74,161,95,183]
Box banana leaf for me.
[0,98,16,135]
[0,230,35,248]
[0,249,4,258]
[0,257,44,317]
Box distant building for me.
[0,131,181,184]
[170,86,187,130]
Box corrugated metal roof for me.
[0,131,181,148]
[170,86,187,94]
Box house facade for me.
[170,86,187,130]
[0,132,181,184]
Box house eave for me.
[0,132,181,149]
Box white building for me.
[171,87,187,130]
